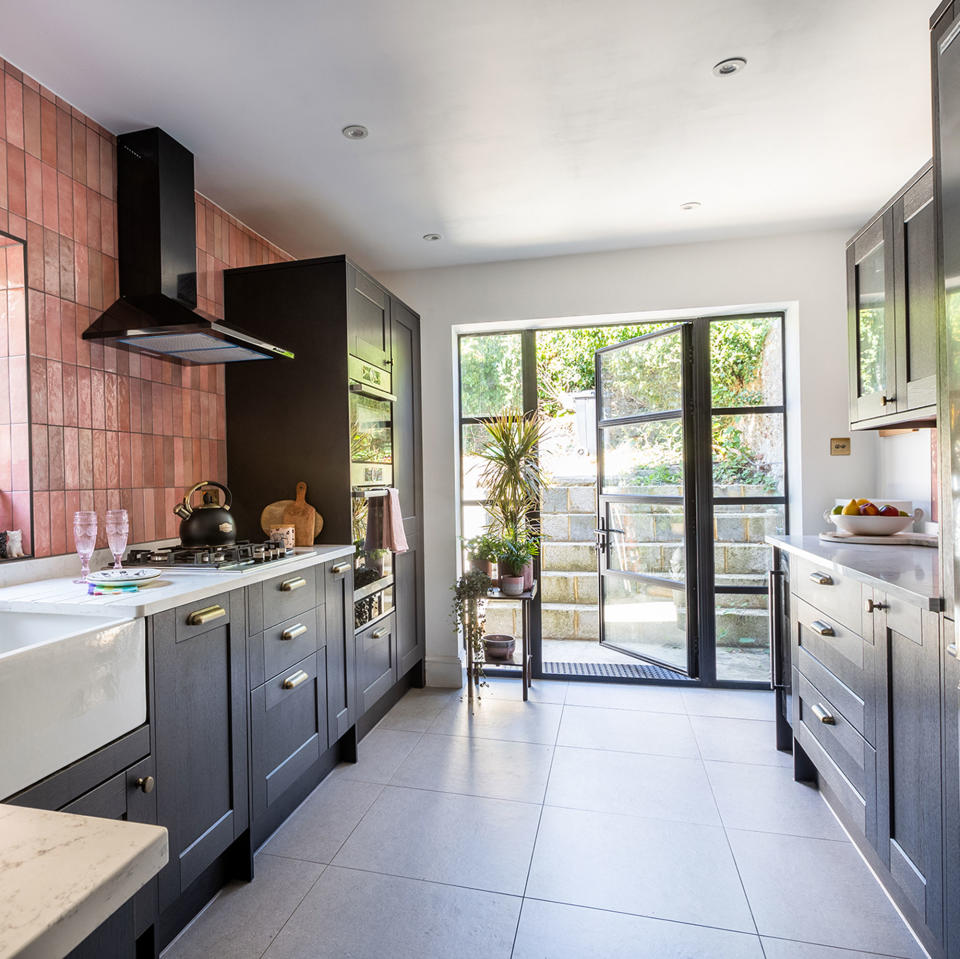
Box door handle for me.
[808,571,833,586]
[809,620,835,637]
[372,626,389,639]
[187,604,226,626]
[282,669,310,690]
[768,568,786,691]
[281,576,307,592]
[332,562,351,575]
[281,623,308,641]
[810,703,836,725]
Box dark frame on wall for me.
[456,311,788,688]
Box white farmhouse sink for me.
[0,611,146,800]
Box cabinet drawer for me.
[251,651,327,822]
[796,598,873,705]
[62,771,127,818]
[798,646,871,743]
[264,607,320,681]
[357,614,396,715]
[175,591,232,642]
[262,566,317,629]
[798,671,875,800]
[794,558,863,634]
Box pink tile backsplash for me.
[0,60,292,556]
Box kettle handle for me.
[174,480,233,517]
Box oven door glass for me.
[350,390,393,487]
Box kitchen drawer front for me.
[175,591,232,642]
[798,671,875,800]
[357,614,396,716]
[251,651,327,822]
[798,646,872,743]
[794,557,863,634]
[62,770,127,819]
[262,566,317,629]
[264,606,321,681]
[796,598,873,701]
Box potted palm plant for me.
[498,536,537,596]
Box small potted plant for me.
[451,568,493,693]
[499,537,536,596]
[462,533,502,578]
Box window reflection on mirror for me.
[858,244,886,397]
[0,233,30,559]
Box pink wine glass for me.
[105,509,129,570]
[73,511,98,583]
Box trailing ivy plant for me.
[451,568,492,695]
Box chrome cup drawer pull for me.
[810,702,836,725]
[808,571,833,586]
[372,626,389,639]
[187,604,226,626]
[282,669,310,690]
[281,623,308,641]
[810,620,835,637]
[948,643,958,659]
[280,576,307,592]
[332,562,351,575]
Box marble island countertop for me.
[766,534,943,611]
[0,804,167,959]
[0,544,354,619]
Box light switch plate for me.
[830,437,851,456]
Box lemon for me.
[841,499,860,515]
[831,505,842,515]
[855,498,871,506]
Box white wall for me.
[877,429,935,521]
[382,229,880,686]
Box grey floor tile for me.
[513,899,765,959]
[564,681,688,714]
[690,715,792,767]
[333,727,423,783]
[262,866,519,959]
[259,778,385,863]
[682,687,776,721]
[332,785,540,894]
[558,704,700,758]
[376,687,459,732]
[390,731,554,802]
[164,854,323,959]
[705,761,845,841]
[481,676,569,704]
[761,939,921,959]
[526,805,755,932]
[428,696,563,744]
[546,746,720,825]
[728,829,925,958]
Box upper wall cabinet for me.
[847,163,939,430]
[346,263,392,371]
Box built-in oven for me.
[349,357,396,630]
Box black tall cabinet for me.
[223,255,426,719]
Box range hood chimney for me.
[83,128,293,364]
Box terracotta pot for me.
[501,576,524,596]
[522,560,534,590]
[483,634,516,662]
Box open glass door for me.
[595,325,697,675]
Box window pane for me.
[600,418,684,495]
[714,504,785,587]
[602,575,688,672]
[858,244,886,397]
[715,589,771,682]
[710,316,783,407]
[459,334,522,418]
[606,501,685,578]
[461,423,492,500]
[598,330,682,420]
[713,413,784,496]
[461,504,494,540]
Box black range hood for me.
[83,127,293,364]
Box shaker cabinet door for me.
[325,558,356,745]
[347,263,391,369]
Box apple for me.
[859,503,880,516]
[879,505,899,517]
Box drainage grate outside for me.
[542,661,693,681]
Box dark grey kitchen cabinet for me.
[325,558,357,744]
[347,262,392,371]
[152,589,249,910]
[847,162,939,430]
[356,613,397,715]
[871,596,943,943]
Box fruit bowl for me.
[828,513,914,536]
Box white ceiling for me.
[0,0,936,271]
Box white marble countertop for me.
[0,804,167,959]
[0,545,354,618]
[766,534,943,611]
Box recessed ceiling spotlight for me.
[680,201,702,211]
[422,233,442,241]
[341,124,369,140]
[713,57,747,77]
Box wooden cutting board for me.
[260,487,323,540]
[282,482,318,547]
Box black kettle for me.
[173,481,237,547]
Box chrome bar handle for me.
[372,626,389,639]
[281,576,307,592]
[187,604,226,626]
[808,571,833,586]
[332,562,351,575]
[768,568,785,691]
[282,669,309,690]
[810,703,836,725]
[281,623,308,641]
[810,620,835,637]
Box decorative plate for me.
[86,568,163,584]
